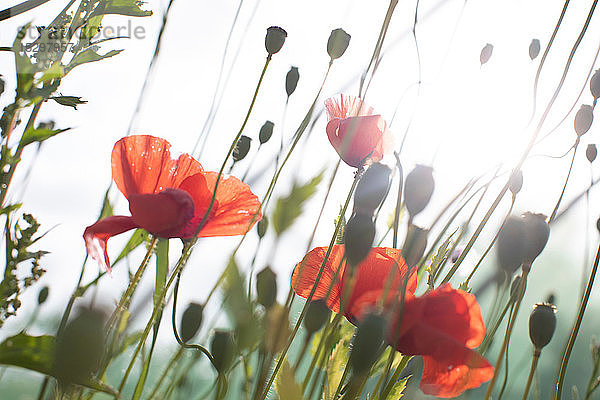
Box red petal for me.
[83,216,139,271]
[324,94,375,119]
[420,354,494,398]
[327,115,387,167]
[178,172,261,237]
[111,135,204,198]
[291,245,346,313]
[128,188,194,237]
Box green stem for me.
[148,347,184,400]
[549,137,579,222]
[522,349,541,400]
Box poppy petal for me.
[420,353,494,398]
[129,188,194,237]
[291,245,346,313]
[83,216,139,271]
[111,135,204,198]
[179,172,261,237]
[325,94,374,119]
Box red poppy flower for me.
[84,135,262,271]
[291,245,416,322]
[325,94,392,168]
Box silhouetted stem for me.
[522,349,541,400]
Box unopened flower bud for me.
[353,163,391,214]
[497,216,526,274]
[344,213,375,267]
[303,299,330,334]
[529,303,557,350]
[597,216,600,234]
[451,248,462,263]
[180,302,204,343]
[509,170,523,196]
[257,215,268,238]
[327,28,351,60]
[401,225,428,267]
[233,135,251,161]
[259,121,274,144]
[587,144,597,163]
[210,330,236,374]
[574,104,593,136]
[53,308,105,385]
[404,165,434,217]
[38,286,49,305]
[529,39,541,60]
[591,69,600,99]
[480,43,493,65]
[521,212,549,264]
[265,26,287,55]
[510,276,522,302]
[256,266,277,309]
[285,66,299,97]
[349,313,385,374]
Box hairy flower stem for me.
[555,241,600,398]
[497,304,515,400]
[522,349,541,400]
[147,346,183,400]
[484,267,530,399]
[549,137,579,222]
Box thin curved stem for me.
[549,138,579,222]
[522,349,541,400]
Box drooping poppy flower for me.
[291,245,417,322]
[84,135,262,271]
[291,246,492,398]
[325,94,392,168]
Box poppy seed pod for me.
[508,170,523,196]
[587,144,597,163]
[349,313,385,374]
[53,308,105,385]
[574,104,594,136]
[180,302,204,343]
[353,163,392,215]
[497,216,527,274]
[257,215,268,238]
[327,28,351,60]
[521,212,549,264]
[285,66,299,97]
[402,225,428,267]
[210,330,236,374]
[590,69,600,99]
[529,39,541,60]
[529,303,557,350]
[597,216,600,234]
[256,266,277,309]
[303,299,330,334]
[265,26,287,55]
[37,286,49,305]
[259,121,274,145]
[344,213,376,267]
[404,165,434,218]
[233,135,251,162]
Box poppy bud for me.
[327,28,351,60]
[256,266,277,309]
[510,275,522,302]
[344,213,376,267]
[587,144,597,163]
[210,330,236,374]
[37,286,49,305]
[0,76,4,96]
[590,69,600,99]
[259,121,274,144]
[265,26,287,55]
[404,165,434,218]
[508,170,523,196]
[480,43,493,65]
[574,104,593,136]
[53,308,105,385]
[521,212,549,264]
[285,66,299,97]
[353,163,391,214]
[529,303,557,350]
[546,293,556,305]
[349,313,385,374]
[402,225,428,267]
[597,216,600,234]
[451,248,462,263]
[233,135,251,161]
[303,299,330,334]
[180,302,204,343]
[497,216,526,274]
[257,215,268,238]
[529,39,540,60]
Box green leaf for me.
[65,47,123,73]
[384,376,408,399]
[325,339,348,400]
[275,360,302,400]
[51,96,87,109]
[91,0,153,17]
[20,126,70,147]
[112,229,149,266]
[0,333,117,396]
[154,239,169,308]
[272,170,324,236]
[426,229,457,289]
[38,64,64,83]
[223,259,258,350]
[12,25,36,98]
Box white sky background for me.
[1,0,600,384]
